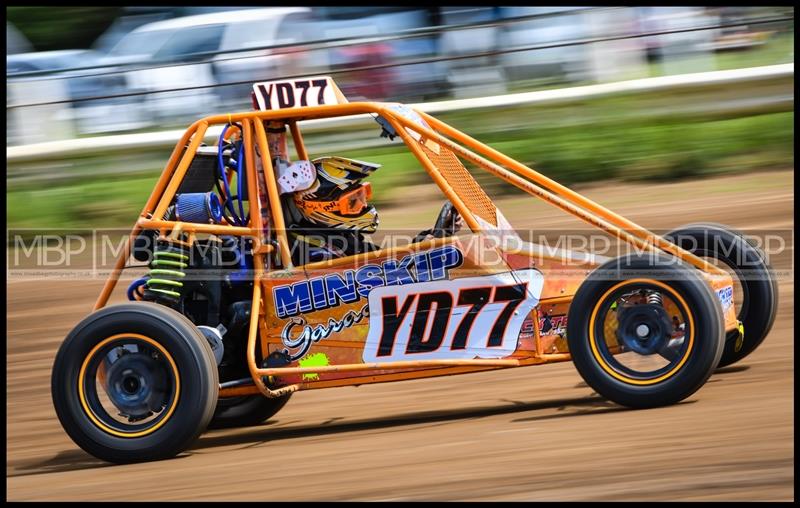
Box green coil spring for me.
[143,240,190,305]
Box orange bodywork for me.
[93,100,737,399]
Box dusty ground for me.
[6,170,794,501]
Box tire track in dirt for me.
[7,171,794,500]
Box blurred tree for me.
[7,6,123,51]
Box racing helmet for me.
[293,156,380,233]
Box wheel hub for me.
[616,303,673,355]
[104,350,169,420]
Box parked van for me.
[101,7,311,124]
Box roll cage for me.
[94,99,735,399]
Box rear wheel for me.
[567,254,725,408]
[51,303,218,463]
[209,393,292,429]
[664,223,778,368]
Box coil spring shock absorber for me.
[646,291,663,306]
[142,238,190,306]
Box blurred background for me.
[5,10,795,499]
[5,6,794,230]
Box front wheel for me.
[567,254,725,408]
[51,303,218,463]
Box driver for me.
[278,155,381,265]
[263,119,463,267]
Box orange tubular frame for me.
[93,101,732,395]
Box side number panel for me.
[363,269,544,362]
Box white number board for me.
[252,76,344,111]
[363,269,544,363]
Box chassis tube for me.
[257,358,522,377]
[376,108,483,233]
[152,122,208,220]
[415,111,726,276]
[289,121,309,161]
[94,123,203,310]
[253,119,293,268]
[246,273,300,398]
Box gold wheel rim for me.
[78,333,180,438]
[588,279,695,385]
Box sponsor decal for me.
[716,285,734,312]
[281,304,369,362]
[539,314,567,336]
[363,269,544,362]
[273,245,464,319]
[519,314,568,339]
[519,318,536,339]
[298,353,331,381]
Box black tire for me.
[51,302,218,463]
[664,222,778,368]
[567,253,725,408]
[208,393,292,429]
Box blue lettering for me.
[273,247,465,317]
[355,264,384,298]
[325,270,359,306]
[383,255,415,286]
[429,245,464,280]
[274,281,313,319]
[414,251,431,282]
[310,277,327,310]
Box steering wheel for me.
[413,201,462,243]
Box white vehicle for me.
[103,7,311,123]
[498,7,592,84]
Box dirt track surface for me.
[7,171,794,501]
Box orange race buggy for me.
[51,76,778,463]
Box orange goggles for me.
[295,182,372,215]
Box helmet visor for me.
[295,182,373,216]
[341,182,372,215]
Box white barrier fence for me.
[7,63,793,164]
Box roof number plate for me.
[252,76,344,111]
